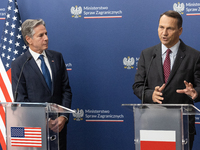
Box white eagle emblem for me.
[173,2,185,14]
[73,108,84,121]
[123,56,135,69]
[71,6,82,18]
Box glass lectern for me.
[1,102,75,150]
[122,104,200,150]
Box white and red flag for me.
[140,130,176,150]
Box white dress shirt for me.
[162,40,180,70]
[29,48,52,80]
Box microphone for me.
[141,53,156,105]
[14,56,32,102]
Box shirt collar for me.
[162,40,180,56]
[29,48,47,61]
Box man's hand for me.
[49,116,67,132]
[176,80,198,100]
[152,84,166,104]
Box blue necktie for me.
[38,55,52,91]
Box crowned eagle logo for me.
[71,6,82,18]
[73,108,84,121]
[123,56,135,69]
[173,2,185,14]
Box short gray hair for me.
[21,19,45,46]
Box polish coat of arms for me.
[73,108,84,121]
[173,2,185,14]
[71,5,82,18]
[123,56,135,69]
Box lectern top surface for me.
[121,104,200,115]
[0,102,75,113]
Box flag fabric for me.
[0,0,28,149]
[140,130,176,150]
[11,127,42,147]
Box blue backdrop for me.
[1,0,200,150]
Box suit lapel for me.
[25,50,52,93]
[166,40,186,85]
[46,50,56,94]
[153,41,186,86]
[154,44,165,83]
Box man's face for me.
[26,24,48,54]
[158,15,182,48]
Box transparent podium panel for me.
[0,102,75,150]
[122,104,200,150]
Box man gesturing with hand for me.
[133,10,200,150]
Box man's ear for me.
[25,36,32,45]
[178,27,183,36]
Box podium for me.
[1,102,75,150]
[122,104,200,150]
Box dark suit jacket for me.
[11,49,72,118]
[132,40,200,134]
[133,40,200,104]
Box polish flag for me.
[140,130,176,150]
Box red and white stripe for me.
[0,58,13,150]
[140,130,176,150]
[11,127,42,147]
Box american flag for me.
[0,0,27,149]
[11,127,42,147]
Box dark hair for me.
[159,10,183,28]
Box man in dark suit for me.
[132,10,200,150]
[11,19,72,150]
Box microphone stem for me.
[14,56,32,102]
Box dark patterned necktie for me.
[163,49,171,83]
[38,55,52,91]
